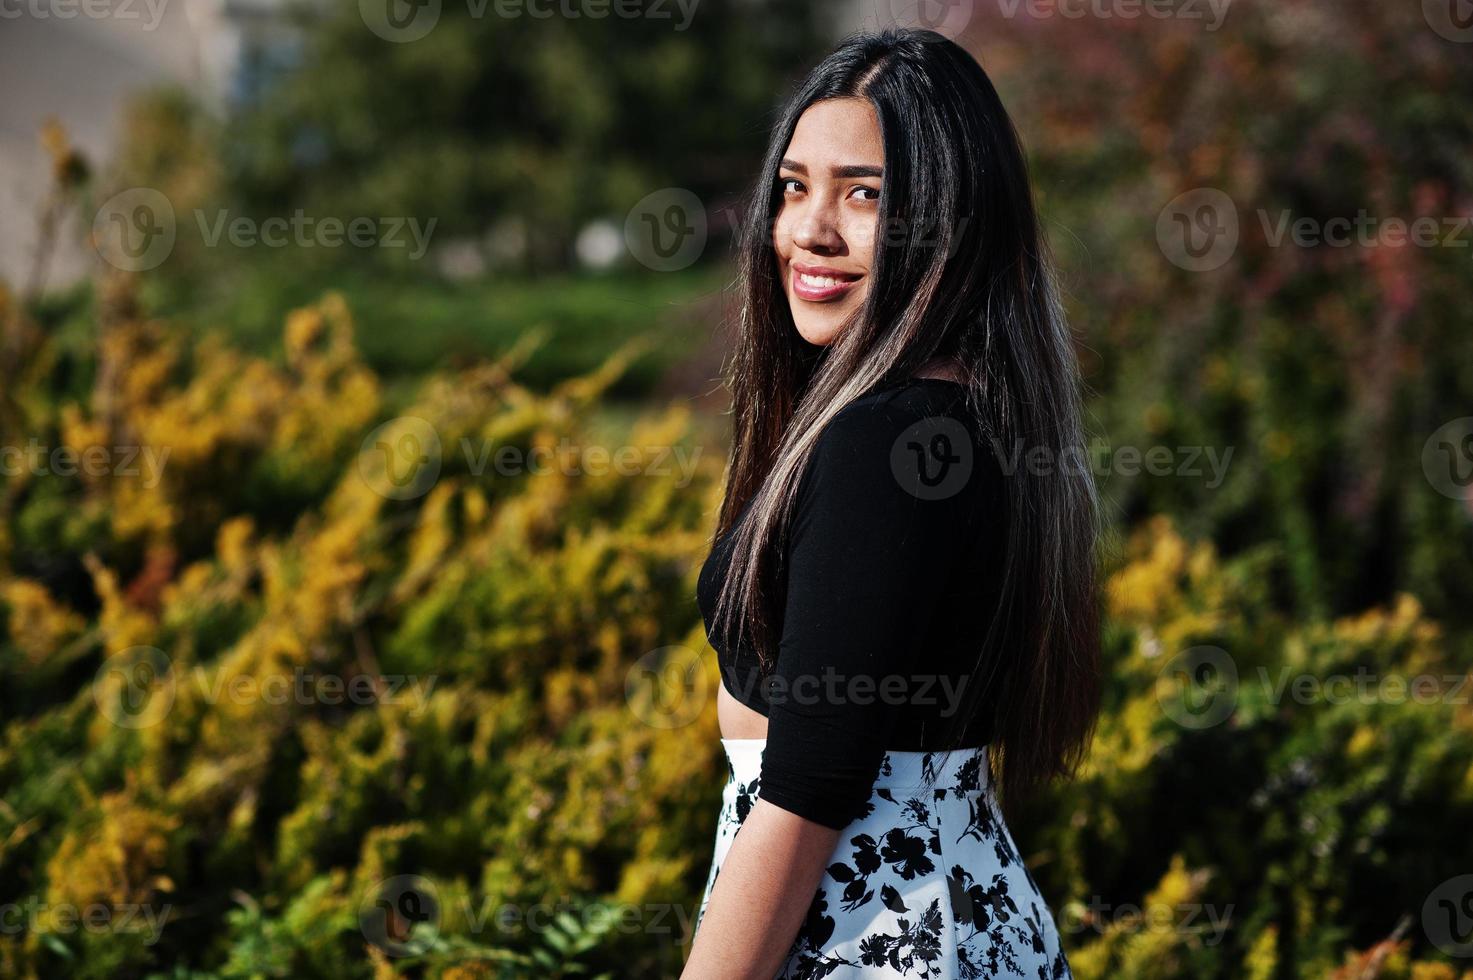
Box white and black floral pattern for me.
[695,739,1071,980]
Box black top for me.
[696,377,1005,829]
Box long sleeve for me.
[756,395,985,830]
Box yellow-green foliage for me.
[1,287,727,978]
[1029,518,1473,979]
[1,285,1471,979]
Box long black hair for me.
[709,29,1102,806]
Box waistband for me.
[719,738,991,791]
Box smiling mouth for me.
[790,265,863,302]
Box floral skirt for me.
[695,738,1072,980]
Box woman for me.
[683,29,1102,980]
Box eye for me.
[850,185,881,203]
[779,177,804,195]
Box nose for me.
[790,196,845,256]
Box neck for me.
[913,358,967,383]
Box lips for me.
[790,262,863,302]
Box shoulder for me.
[802,381,989,512]
[822,382,971,446]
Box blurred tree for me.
[972,0,1473,631]
[224,0,829,273]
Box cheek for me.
[843,213,879,275]
[771,203,792,258]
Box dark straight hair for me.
[707,28,1103,807]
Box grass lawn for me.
[35,257,731,400]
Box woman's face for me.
[773,98,884,346]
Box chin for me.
[789,302,861,347]
[794,319,840,346]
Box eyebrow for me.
[780,159,883,179]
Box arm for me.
[681,801,841,979]
[684,398,981,975]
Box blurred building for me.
[0,0,304,291]
[0,0,968,292]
